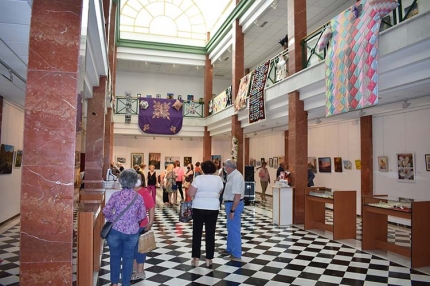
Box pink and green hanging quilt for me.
[318,0,398,117]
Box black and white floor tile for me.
[1,190,429,286]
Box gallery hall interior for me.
[0,0,430,285]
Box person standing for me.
[221,159,245,261]
[184,163,194,202]
[147,164,157,203]
[258,162,270,201]
[165,163,177,206]
[174,160,185,203]
[187,161,223,267]
[276,162,286,180]
[308,163,315,187]
[194,162,202,177]
[132,186,155,281]
[102,169,146,286]
[139,163,147,187]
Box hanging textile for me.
[138,98,183,135]
[317,0,398,117]
[248,61,270,124]
[234,73,252,112]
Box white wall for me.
[115,71,232,100]
[0,101,24,223]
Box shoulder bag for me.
[100,193,139,239]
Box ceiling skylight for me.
[119,0,233,47]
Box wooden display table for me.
[77,202,103,286]
[305,188,356,240]
[362,195,430,268]
[272,186,293,226]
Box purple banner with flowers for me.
[138,98,183,135]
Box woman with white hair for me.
[103,169,146,286]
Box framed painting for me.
[334,157,342,172]
[318,157,331,173]
[378,156,388,172]
[308,157,317,173]
[256,160,261,167]
[167,93,174,99]
[355,160,361,170]
[156,94,161,98]
[273,157,278,168]
[116,155,126,165]
[0,144,14,174]
[426,154,430,171]
[149,153,161,169]
[261,158,265,164]
[211,155,221,170]
[343,160,352,170]
[131,153,144,167]
[184,157,192,166]
[177,94,182,100]
[14,150,23,168]
[397,153,415,181]
[269,157,273,168]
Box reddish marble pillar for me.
[287,0,307,75]
[288,91,308,224]
[20,1,83,284]
[232,115,244,173]
[284,130,289,166]
[0,95,3,142]
[204,54,213,117]
[245,137,250,166]
[85,76,107,188]
[203,127,211,161]
[360,115,373,196]
[103,108,113,179]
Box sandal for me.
[191,258,199,266]
[206,259,212,267]
[131,271,146,280]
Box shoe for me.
[180,199,184,203]
[131,271,146,280]
[191,258,199,266]
[218,249,230,256]
[206,259,212,267]
[223,255,241,262]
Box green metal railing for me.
[301,0,418,69]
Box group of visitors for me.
[102,158,246,285]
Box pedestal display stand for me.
[272,185,293,226]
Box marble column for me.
[284,130,289,166]
[231,19,244,172]
[108,2,117,164]
[20,1,83,284]
[245,137,250,166]
[287,0,307,74]
[288,91,308,224]
[85,76,107,188]
[204,32,213,118]
[360,116,373,196]
[203,127,211,161]
[103,108,113,179]
[0,95,3,142]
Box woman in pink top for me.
[174,160,185,204]
[258,161,270,201]
[132,186,155,280]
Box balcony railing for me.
[301,0,419,69]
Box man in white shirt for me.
[221,159,245,261]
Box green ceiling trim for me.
[206,0,255,54]
[117,39,207,54]
[116,0,255,55]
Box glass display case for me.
[307,187,333,199]
[363,195,412,213]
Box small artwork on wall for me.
[355,160,361,170]
[334,157,342,172]
[177,94,182,100]
[14,150,23,168]
[343,160,352,170]
[397,153,414,181]
[261,158,265,164]
[116,155,127,165]
[273,157,278,168]
[256,160,261,167]
[378,156,388,172]
[187,94,194,101]
[149,153,161,169]
[308,157,317,173]
[146,94,152,98]
[211,155,221,170]
[167,93,174,99]
[0,144,14,174]
[165,156,180,168]
[156,94,161,98]
[184,157,192,166]
[269,158,273,168]
[131,153,144,167]
[425,154,430,171]
[318,157,331,173]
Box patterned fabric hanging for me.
[138,98,183,135]
[248,60,270,124]
[318,0,398,117]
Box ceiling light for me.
[227,47,231,53]
[196,66,199,70]
[254,19,259,26]
[145,61,148,66]
[316,118,322,124]
[402,100,411,109]
[218,58,222,62]
[271,0,278,9]
[359,110,366,117]
[173,64,176,68]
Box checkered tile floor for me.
[1,191,430,286]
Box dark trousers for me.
[176,181,184,200]
[162,187,169,203]
[192,208,219,259]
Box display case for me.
[362,195,430,268]
[305,187,356,240]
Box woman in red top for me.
[132,186,155,280]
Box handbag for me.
[138,231,157,253]
[183,181,191,189]
[100,193,139,239]
[179,201,193,222]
